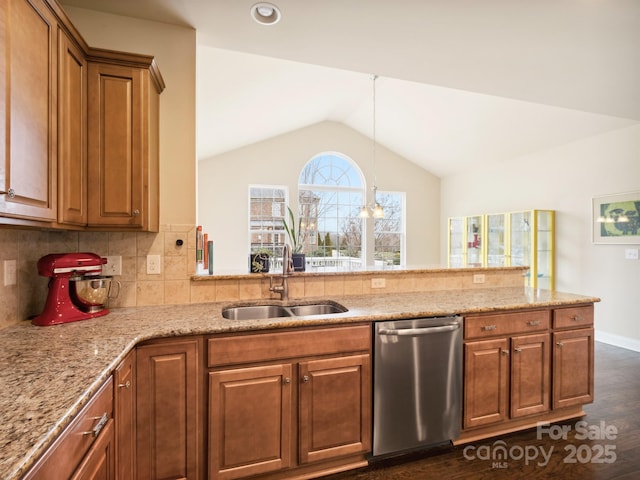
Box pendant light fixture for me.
[359,75,384,219]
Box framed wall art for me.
[592,191,640,244]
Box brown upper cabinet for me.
[0,0,59,223]
[58,28,87,226]
[86,59,161,231]
[0,0,165,231]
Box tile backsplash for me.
[0,225,525,330]
[0,225,196,329]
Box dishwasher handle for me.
[378,323,461,336]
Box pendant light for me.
[359,75,384,219]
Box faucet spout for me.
[269,244,293,300]
[282,244,293,276]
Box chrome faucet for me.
[269,244,293,300]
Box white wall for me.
[442,125,640,349]
[199,121,441,273]
[62,6,197,226]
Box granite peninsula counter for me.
[0,287,600,480]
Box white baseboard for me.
[595,330,640,353]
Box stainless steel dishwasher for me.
[373,316,463,457]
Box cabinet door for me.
[466,215,484,267]
[463,338,509,428]
[510,333,550,418]
[298,354,371,464]
[0,0,57,221]
[553,328,594,409]
[208,364,292,480]
[70,419,116,480]
[57,31,87,225]
[114,350,136,480]
[486,213,507,267]
[87,62,146,228]
[136,338,202,480]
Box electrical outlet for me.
[624,248,639,260]
[146,254,161,275]
[3,260,16,286]
[103,256,122,276]
[473,274,486,284]
[371,278,386,289]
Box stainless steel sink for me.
[221,302,348,320]
[287,303,347,316]
[221,305,292,320]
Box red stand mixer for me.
[33,253,117,326]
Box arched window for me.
[298,152,365,271]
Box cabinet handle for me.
[133,209,140,216]
[7,188,15,199]
[514,347,522,353]
[527,320,541,326]
[302,375,310,383]
[501,349,510,356]
[556,342,564,347]
[481,325,497,332]
[82,413,108,438]
[571,315,581,321]
[283,377,291,384]
[118,380,131,389]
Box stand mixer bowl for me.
[70,275,119,312]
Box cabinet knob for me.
[302,375,310,383]
[133,209,140,216]
[556,342,564,347]
[514,347,522,353]
[118,380,131,389]
[501,349,510,356]
[283,377,291,384]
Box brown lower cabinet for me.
[207,325,372,480]
[70,420,116,480]
[136,337,204,480]
[551,305,595,409]
[23,378,115,480]
[209,364,293,479]
[114,350,136,480]
[461,305,594,442]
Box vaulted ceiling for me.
[62,0,640,177]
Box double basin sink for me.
[222,301,348,320]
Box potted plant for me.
[283,206,306,272]
[248,248,271,273]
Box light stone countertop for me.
[0,287,599,480]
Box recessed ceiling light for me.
[250,2,281,26]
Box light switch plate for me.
[3,260,16,286]
[103,256,122,276]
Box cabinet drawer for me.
[465,310,550,340]
[208,325,371,367]
[553,305,594,330]
[24,377,114,480]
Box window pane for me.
[249,185,287,264]
[374,192,405,268]
[298,153,365,272]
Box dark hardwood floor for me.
[324,342,640,479]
